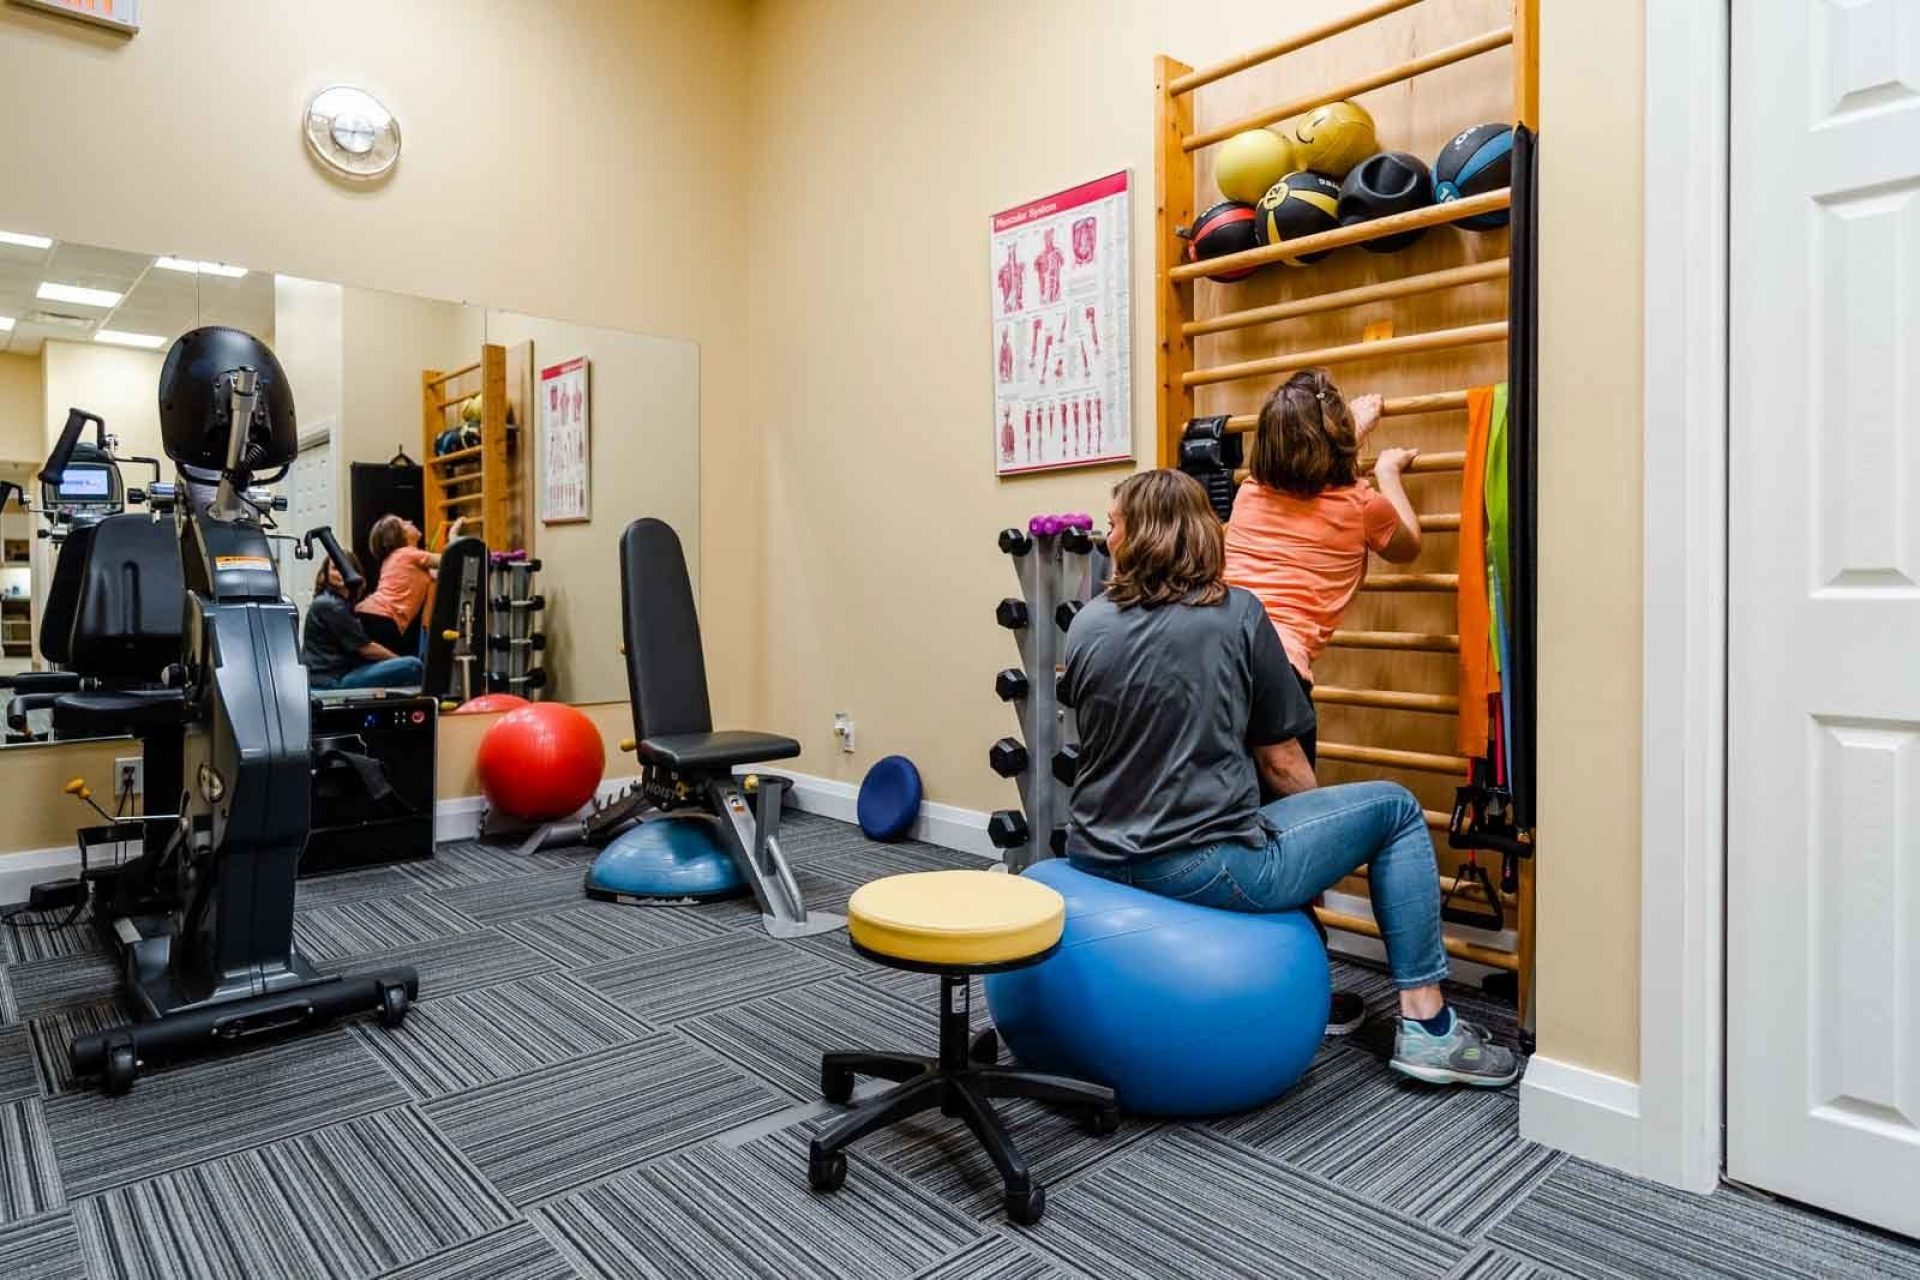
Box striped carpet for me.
[0,809,1907,1278]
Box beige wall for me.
[0,0,760,720]
[273,277,345,441]
[39,341,164,466]
[0,352,41,462]
[337,285,475,523]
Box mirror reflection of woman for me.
[356,514,461,654]
[302,551,424,690]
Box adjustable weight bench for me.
[521,518,842,938]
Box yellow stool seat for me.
[847,870,1065,968]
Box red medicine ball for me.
[1184,201,1260,282]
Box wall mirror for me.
[0,233,698,748]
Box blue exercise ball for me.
[856,755,923,842]
[584,816,746,904]
[984,858,1329,1117]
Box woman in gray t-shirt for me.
[1060,469,1516,1090]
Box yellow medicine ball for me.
[1290,101,1377,179]
[1214,129,1296,205]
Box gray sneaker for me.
[1389,1011,1520,1088]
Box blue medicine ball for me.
[1432,122,1513,230]
[584,815,746,904]
[984,858,1328,1117]
[856,755,923,842]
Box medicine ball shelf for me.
[1154,0,1539,1040]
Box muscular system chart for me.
[989,171,1132,476]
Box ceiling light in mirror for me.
[0,231,53,250]
[154,257,248,279]
[95,329,165,349]
[0,317,14,332]
[37,282,121,308]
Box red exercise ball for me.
[476,703,606,821]
[454,693,530,715]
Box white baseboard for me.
[778,770,998,860]
[1520,1054,1644,1175]
[0,844,87,907]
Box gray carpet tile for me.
[297,865,431,911]
[812,840,983,884]
[0,914,108,965]
[46,1027,408,1198]
[1445,1244,1572,1280]
[5,948,118,1020]
[534,1127,983,1280]
[0,1212,84,1280]
[0,964,13,1024]
[432,867,601,926]
[73,1106,515,1280]
[0,1100,64,1225]
[771,810,907,865]
[1488,1157,1920,1280]
[500,899,728,969]
[1019,1128,1470,1280]
[294,892,481,962]
[910,1235,1067,1280]
[697,869,859,931]
[0,1024,37,1102]
[375,1222,578,1280]
[27,998,125,1096]
[778,926,872,973]
[398,840,547,892]
[423,1031,787,1206]
[353,971,647,1100]
[575,929,842,1026]
[1217,1042,1561,1237]
[847,1093,1163,1223]
[315,927,558,1000]
[679,973,939,1101]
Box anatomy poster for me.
[539,356,591,525]
[991,171,1132,475]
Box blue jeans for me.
[331,656,424,690]
[1077,781,1449,990]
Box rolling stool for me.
[809,869,1119,1226]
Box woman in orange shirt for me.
[1224,369,1423,694]
[356,515,463,653]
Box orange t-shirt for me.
[1223,479,1400,677]
[357,546,434,629]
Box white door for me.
[1728,0,1920,1237]
[278,429,334,618]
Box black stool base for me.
[810,974,1116,1226]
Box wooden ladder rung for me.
[1186,262,1509,339]
[1316,907,1518,970]
[1313,685,1459,714]
[1186,322,1508,389]
[429,446,483,468]
[1320,741,1471,775]
[425,361,482,387]
[1169,0,1420,95]
[440,494,483,510]
[1168,189,1511,282]
[1327,629,1459,654]
[1361,573,1458,592]
[1226,399,1470,434]
[1234,452,1466,484]
[1420,513,1460,533]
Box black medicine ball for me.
[1184,201,1260,281]
[1433,123,1513,230]
[1338,151,1434,253]
[1252,171,1341,265]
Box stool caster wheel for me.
[1084,1102,1120,1136]
[821,1063,854,1104]
[378,981,411,1029]
[969,1028,999,1066]
[1005,1182,1046,1226]
[103,1043,138,1096]
[808,1148,847,1194]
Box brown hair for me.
[367,514,410,563]
[1248,369,1359,495]
[1105,469,1227,610]
[313,549,366,601]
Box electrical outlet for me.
[832,712,856,753]
[115,756,142,798]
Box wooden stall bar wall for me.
[1155,0,1540,1023]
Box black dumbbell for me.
[488,635,549,651]
[996,598,1030,630]
[1055,670,1071,705]
[994,668,1030,702]
[1052,744,1080,784]
[1049,827,1069,858]
[987,810,1030,849]
[490,594,547,611]
[1061,526,1093,555]
[997,528,1033,557]
[509,668,549,690]
[1055,600,1083,632]
[989,737,1029,778]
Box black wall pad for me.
[1506,124,1540,831]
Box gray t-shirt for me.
[1060,586,1314,866]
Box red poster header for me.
[541,357,587,380]
[992,171,1130,234]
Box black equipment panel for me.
[302,693,437,876]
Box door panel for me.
[1729,0,1920,1238]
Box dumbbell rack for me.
[987,515,1111,870]
[488,555,548,698]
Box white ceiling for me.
[0,237,275,357]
